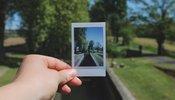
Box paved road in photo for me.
[80,53,96,66]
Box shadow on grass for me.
[126,48,157,57]
[0,43,28,68]
[0,55,23,68]
[155,65,175,78]
[5,44,28,54]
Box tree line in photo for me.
[74,28,103,54]
[1,0,175,60]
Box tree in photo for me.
[88,40,94,53]
[74,28,87,53]
[95,42,102,52]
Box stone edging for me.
[107,66,136,100]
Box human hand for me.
[0,55,81,100]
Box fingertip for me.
[59,85,71,94]
[68,77,82,86]
[44,56,71,70]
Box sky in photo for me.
[86,27,103,46]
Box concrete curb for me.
[107,66,136,100]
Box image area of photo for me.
[74,27,104,67]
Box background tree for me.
[90,0,128,44]
[120,24,135,45]
[38,0,90,59]
[110,0,127,43]
[130,0,175,55]
[0,0,6,59]
[0,0,14,59]
[16,0,42,53]
[166,23,175,42]
[13,0,89,59]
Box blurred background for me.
[0,0,175,100]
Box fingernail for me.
[69,69,77,79]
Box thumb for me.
[57,69,77,85]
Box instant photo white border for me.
[72,22,106,77]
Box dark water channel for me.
[55,74,122,100]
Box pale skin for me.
[0,55,82,100]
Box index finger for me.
[42,55,71,70]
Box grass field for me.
[0,53,25,86]
[107,36,175,57]
[0,67,18,86]
[133,37,175,54]
[4,37,25,47]
[1,36,175,100]
[108,57,175,100]
[0,37,26,86]
[155,63,175,71]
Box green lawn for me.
[132,38,175,56]
[0,53,25,86]
[0,67,18,86]
[108,36,175,56]
[108,57,175,100]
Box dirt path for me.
[147,56,175,65]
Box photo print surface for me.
[72,22,106,77]
[74,27,103,66]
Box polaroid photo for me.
[72,22,106,77]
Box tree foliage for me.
[14,0,89,59]
[74,28,87,53]
[120,24,135,45]
[37,0,90,59]
[130,0,175,55]
[90,0,131,44]
[0,0,6,58]
[88,40,94,52]
[16,0,43,52]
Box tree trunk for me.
[157,42,163,55]
[26,25,34,53]
[115,32,119,44]
[157,32,165,55]
[0,8,5,59]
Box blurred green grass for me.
[155,63,175,71]
[0,67,17,86]
[132,38,175,57]
[107,36,175,57]
[108,57,175,100]
[0,53,25,86]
